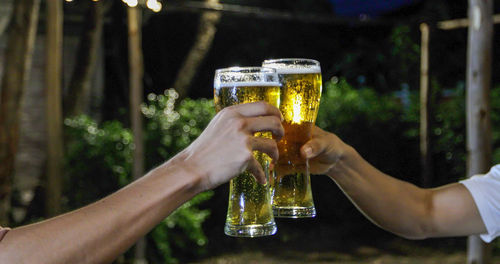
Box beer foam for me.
[269,65,321,74]
[217,81,281,87]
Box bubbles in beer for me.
[279,72,322,124]
[214,82,280,230]
[262,60,322,215]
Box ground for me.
[190,238,500,264]
[193,250,500,264]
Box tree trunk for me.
[419,23,432,187]
[0,0,40,226]
[64,0,104,118]
[0,0,14,38]
[172,0,221,100]
[45,0,64,218]
[466,0,493,263]
[127,6,147,264]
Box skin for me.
[301,126,487,239]
[0,102,284,264]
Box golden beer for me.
[262,59,322,218]
[214,67,280,237]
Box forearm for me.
[0,155,202,264]
[328,146,433,239]
[0,102,284,263]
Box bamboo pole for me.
[438,14,500,30]
[419,23,432,187]
[127,6,147,264]
[466,0,493,263]
[45,0,64,217]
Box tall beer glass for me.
[214,67,280,237]
[262,58,322,218]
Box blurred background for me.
[0,0,500,263]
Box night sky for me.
[329,0,419,17]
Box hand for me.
[300,126,349,176]
[177,102,284,191]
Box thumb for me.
[301,139,325,159]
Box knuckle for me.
[272,117,282,129]
[256,101,267,107]
[232,118,247,131]
[262,102,273,113]
[272,119,284,136]
[270,140,278,151]
[219,107,235,119]
[243,135,254,148]
[270,142,279,158]
[255,101,270,112]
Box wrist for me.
[159,150,206,195]
[326,143,358,180]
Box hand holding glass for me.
[214,67,280,237]
[262,58,322,218]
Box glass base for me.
[224,222,277,237]
[273,206,316,218]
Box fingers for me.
[219,102,284,139]
[250,137,279,161]
[231,101,283,121]
[300,126,329,159]
[244,116,284,139]
[246,158,267,184]
[301,126,343,165]
[301,138,326,159]
[207,101,283,186]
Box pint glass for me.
[214,67,280,237]
[262,58,322,218]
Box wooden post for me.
[45,0,64,217]
[437,14,500,30]
[0,0,41,225]
[64,0,104,117]
[419,23,432,187]
[466,0,493,263]
[127,6,147,264]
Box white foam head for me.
[214,66,280,88]
[270,65,321,74]
[216,81,281,88]
[262,58,321,74]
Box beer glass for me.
[214,67,280,237]
[262,58,322,218]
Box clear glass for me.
[214,67,279,237]
[262,59,322,218]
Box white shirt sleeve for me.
[460,164,500,243]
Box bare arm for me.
[302,126,486,239]
[0,102,284,264]
[0,161,201,264]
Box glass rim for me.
[215,66,276,75]
[262,58,320,66]
[214,66,280,88]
